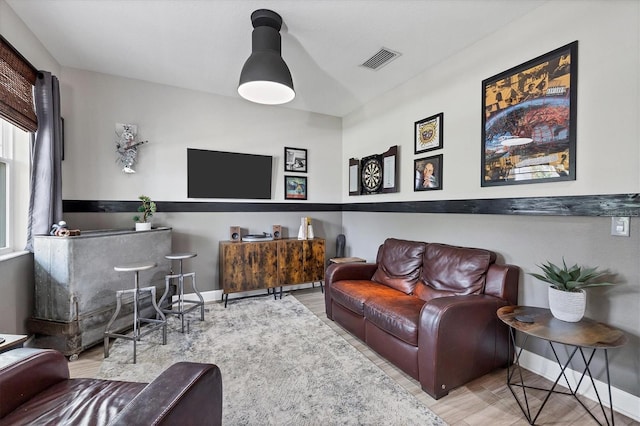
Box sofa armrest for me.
[326,262,378,284]
[324,262,378,319]
[417,295,510,399]
[0,348,69,418]
[109,362,222,426]
[485,263,520,305]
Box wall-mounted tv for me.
[187,148,273,199]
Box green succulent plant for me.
[529,258,616,292]
[133,195,156,223]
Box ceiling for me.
[7,0,547,117]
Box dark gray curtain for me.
[25,71,63,252]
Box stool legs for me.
[159,259,205,333]
[104,270,167,364]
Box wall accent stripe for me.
[63,193,639,217]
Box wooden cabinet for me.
[219,238,325,302]
[278,239,325,285]
[219,241,278,293]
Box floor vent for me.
[360,48,401,70]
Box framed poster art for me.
[481,41,577,187]
[284,175,307,200]
[414,154,443,191]
[284,147,307,172]
[414,113,443,154]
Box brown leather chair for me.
[0,348,222,425]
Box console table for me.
[219,238,325,307]
[497,305,628,425]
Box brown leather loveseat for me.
[325,238,519,399]
[0,347,222,425]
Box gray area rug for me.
[97,294,446,425]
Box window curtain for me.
[25,71,62,252]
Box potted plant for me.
[529,259,616,322]
[133,195,156,231]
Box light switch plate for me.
[611,217,630,237]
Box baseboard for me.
[176,282,320,305]
[518,348,640,422]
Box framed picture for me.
[414,113,443,154]
[381,145,398,193]
[284,175,307,200]
[284,147,307,173]
[481,41,577,186]
[414,154,443,191]
[348,158,360,196]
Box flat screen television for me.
[187,148,273,199]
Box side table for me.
[497,306,627,425]
[0,334,28,354]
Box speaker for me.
[230,226,241,242]
[272,225,282,239]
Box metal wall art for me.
[115,123,148,174]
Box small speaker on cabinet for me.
[272,225,282,239]
[230,226,241,242]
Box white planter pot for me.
[548,286,586,322]
[135,222,152,231]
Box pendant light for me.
[238,9,295,105]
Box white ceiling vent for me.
[360,47,401,70]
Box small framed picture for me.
[284,175,307,200]
[284,147,308,173]
[414,113,443,154]
[414,154,443,191]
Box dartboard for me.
[361,156,383,194]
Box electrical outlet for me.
[610,217,630,237]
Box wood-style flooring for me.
[69,288,638,425]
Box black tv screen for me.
[187,148,272,199]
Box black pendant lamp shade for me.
[238,9,295,105]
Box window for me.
[0,119,13,253]
[0,118,29,255]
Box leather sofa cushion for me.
[332,280,399,316]
[413,283,456,303]
[372,238,426,294]
[364,294,425,346]
[420,243,496,296]
[1,378,146,425]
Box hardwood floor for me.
[69,288,638,425]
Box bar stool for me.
[159,252,205,333]
[104,261,167,363]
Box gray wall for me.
[0,253,34,334]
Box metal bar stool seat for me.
[104,261,167,363]
[159,252,205,333]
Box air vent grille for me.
[360,48,401,70]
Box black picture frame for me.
[60,117,65,161]
[348,158,360,196]
[284,175,307,200]
[414,154,443,191]
[414,113,443,154]
[284,147,307,173]
[481,41,577,186]
[381,145,398,194]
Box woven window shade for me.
[0,35,37,132]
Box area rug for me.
[97,295,446,426]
